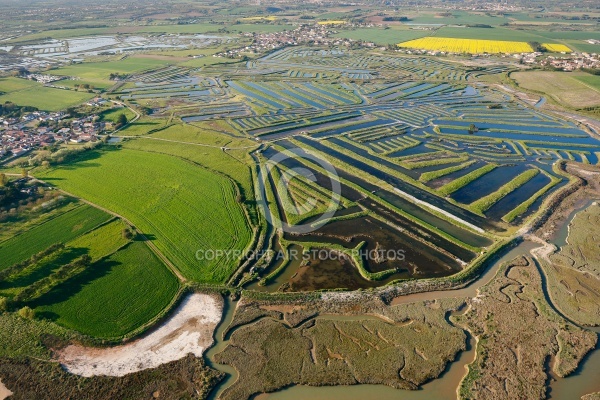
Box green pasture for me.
[37,147,253,283]
[0,85,94,111]
[333,28,429,45]
[34,241,179,338]
[0,205,111,270]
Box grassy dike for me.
[419,160,477,182]
[274,144,489,252]
[288,136,491,223]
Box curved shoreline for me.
[57,293,223,377]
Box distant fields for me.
[333,28,429,45]
[0,84,94,111]
[0,77,39,93]
[50,57,172,84]
[34,241,179,338]
[38,148,253,283]
[0,205,111,270]
[512,71,600,108]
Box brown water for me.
[285,251,389,291]
[207,206,600,400]
[205,299,239,400]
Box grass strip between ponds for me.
[273,144,488,252]
[419,160,478,182]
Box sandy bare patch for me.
[0,379,12,400]
[57,293,222,377]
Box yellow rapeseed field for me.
[242,16,277,21]
[398,37,533,54]
[317,20,347,25]
[542,43,571,53]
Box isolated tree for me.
[18,306,35,320]
[468,123,478,135]
[122,228,134,240]
[0,173,8,187]
[21,168,28,178]
[116,113,128,127]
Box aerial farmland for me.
[1,1,600,399]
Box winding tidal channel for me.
[204,204,600,400]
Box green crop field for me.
[574,74,600,92]
[409,11,510,26]
[333,28,428,45]
[225,24,294,33]
[66,219,129,261]
[50,57,171,82]
[38,148,253,283]
[434,27,547,42]
[0,84,95,111]
[99,107,136,124]
[0,77,39,93]
[512,71,600,108]
[121,123,257,198]
[0,205,112,270]
[34,241,179,338]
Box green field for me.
[50,57,172,84]
[512,71,600,108]
[0,205,112,270]
[38,148,253,283]
[66,219,129,261]
[333,28,428,45]
[0,77,39,93]
[121,123,257,198]
[434,26,547,42]
[134,23,292,34]
[574,74,600,91]
[99,107,136,124]
[0,85,95,111]
[34,241,179,338]
[409,10,510,26]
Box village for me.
[0,98,118,163]
[215,23,375,58]
[538,51,600,71]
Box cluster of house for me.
[395,47,599,73]
[539,53,600,71]
[215,24,370,58]
[26,74,65,84]
[0,111,107,161]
